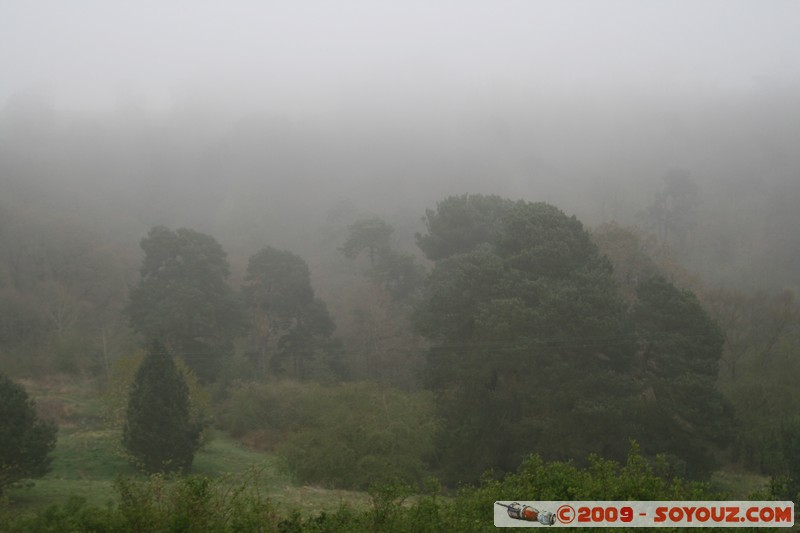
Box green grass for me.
[193,435,369,513]
[6,377,369,516]
[10,427,135,509]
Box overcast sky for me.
[2,1,799,114]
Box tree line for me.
[118,195,736,484]
[2,192,800,505]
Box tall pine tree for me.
[123,340,201,474]
[416,197,636,483]
[415,195,731,483]
[126,226,244,383]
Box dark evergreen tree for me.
[0,373,57,493]
[123,340,201,474]
[416,195,732,483]
[126,226,244,382]
[242,246,341,380]
[631,275,734,476]
[415,194,514,261]
[416,197,636,483]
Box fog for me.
[2,1,800,289]
[3,1,798,110]
[5,4,800,513]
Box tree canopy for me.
[341,217,425,302]
[340,217,394,268]
[416,194,514,261]
[242,246,340,380]
[415,194,730,483]
[631,275,733,476]
[126,226,244,382]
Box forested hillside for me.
[2,94,800,478]
[2,3,800,527]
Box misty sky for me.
[3,1,799,114]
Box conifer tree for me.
[127,226,244,383]
[123,340,201,474]
[416,195,731,483]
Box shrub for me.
[1,471,279,532]
[0,372,57,494]
[218,380,438,489]
[0,444,725,532]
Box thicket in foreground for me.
[123,340,201,474]
[0,444,739,532]
[0,373,57,494]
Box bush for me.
[434,442,718,533]
[1,471,279,533]
[0,373,57,494]
[218,380,438,489]
[0,444,727,532]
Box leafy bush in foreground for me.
[2,471,278,533]
[1,443,735,532]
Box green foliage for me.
[367,249,426,301]
[709,289,800,474]
[242,247,340,381]
[416,196,636,483]
[774,416,800,501]
[104,350,211,445]
[634,276,724,377]
[591,223,660,301]
[3,471,280,533]
[218,380,438,490]
[632,276,734,476]
[0,443,735,533]
[416,194,732,485]
[497,201,599,278]
[3,495,116,533]
[341,217,425,301]
[340,217,394,268]
[127,226,244,382]
[0,373,57,494]
[115,473,275,532]
[244,247,316,326]
[123,341,202,474]
[440,442,717,533]
[216,380,311,443]
[415,194,514,261]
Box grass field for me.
[6,377,369,517]
[5,376,771,525]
